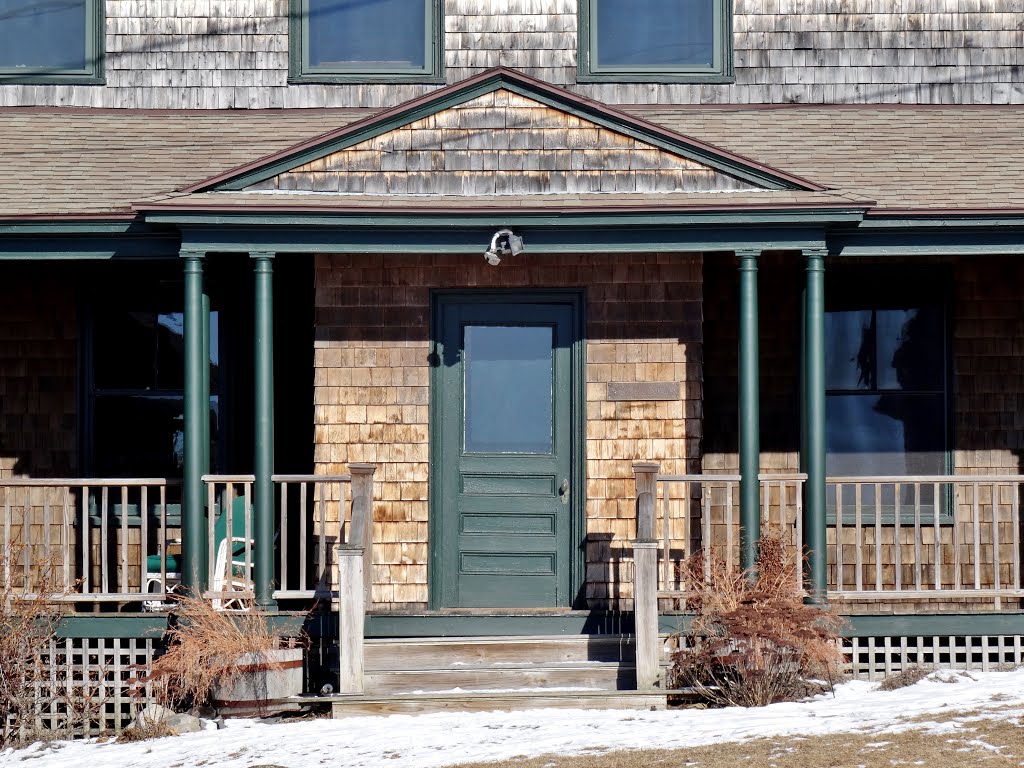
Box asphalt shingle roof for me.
[1,104,1022,219]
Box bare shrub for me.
[145,592,301,712]
[878,665,931,691]
[0,545,70,747]
[669,533,846,707]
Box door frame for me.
[428,289,587,610]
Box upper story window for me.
[0,0,104,83]
[290,0,443,83]
[578,0,732,82]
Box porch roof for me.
[1,102,1023,221]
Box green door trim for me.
[428,290,586,610]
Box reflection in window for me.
[464,325,554,454]
[596,0,715,68]
[825,279,949,515]
[296,0,440,80]
[0,0,101,79]
[580,0,729,79]
[91,310,220,479]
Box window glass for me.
[464,325,554,454]
[596,0,715,68]
[307,0,426,71]
[91,308,220,478]
[0,0,100,78]
[824,272,949,516]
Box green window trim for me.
[0,0,105,84]
[577,0,734,83]
[288,0,445,84]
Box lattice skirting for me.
[844,635,1024,680]
[5,637,160,738]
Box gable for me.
[243,90,761,196]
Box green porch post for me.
[252,251,277,610]
[182,250,210,593]
[803,249,828,600]
[737,249,761,572]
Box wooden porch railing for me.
[1,479,176,602]
[828,475,1024,607]
[632,466,1024,688]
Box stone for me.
[133,704,204,735]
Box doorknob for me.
[559,478,570,505]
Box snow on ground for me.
[4,668,1024,768]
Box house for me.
[2,0,1024,725]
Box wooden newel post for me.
[632,462,661,690]
[336,544,365,695]
[348,463,376,609]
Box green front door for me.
[432,293,582,609]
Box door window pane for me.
[307,0,427,70]
[596,0,715,68]
[464,325,553,454]
[0,0,88,70]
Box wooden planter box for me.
[211,647,304,717]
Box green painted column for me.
[182,251,210,594]
[252,252,277,610]
[803,249,828,601]
[737,250,761,572]
[202,291,211,477]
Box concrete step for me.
[365,635,636,671]
[325,689,667,718]
[366,662,636,694]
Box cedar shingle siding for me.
[1,0,1020,108]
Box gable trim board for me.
[180,68,825,195]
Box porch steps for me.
[328,634,668,717]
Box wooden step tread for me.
[322,689,669,717]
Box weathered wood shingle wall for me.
[1,0,1020,108]
[313,252,702,610]
[249,89,756,195]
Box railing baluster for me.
[140,485,148,597]
[318,480,327,590]
[894,482,902,592]
[1012,479,1021,593]
[992,481,1001,600]
[702,486,711,585]
[300,481,308,592]
[207,480,217,589]
[954,481,962,591]
[100,486,109,595]
[972,481,981,590]
[244,481,252,595]
[794,479,803,591]
[874,482,882,591]
[913,482,922,592]
[159,484,167,594]
[280,481,289,592]
[836,482,844,592]
[61,488,71,589]
[661,480,671,590]
[933,481,941,591]
[725,481,734,574]
[120,484,129,594]
[854,483,863,592]
[81,487,90,594]
[3,490,10,587]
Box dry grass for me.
[670,534,846,707]
[145,593,295,710]
[451,711,1024,768]
[878,665,932,691]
